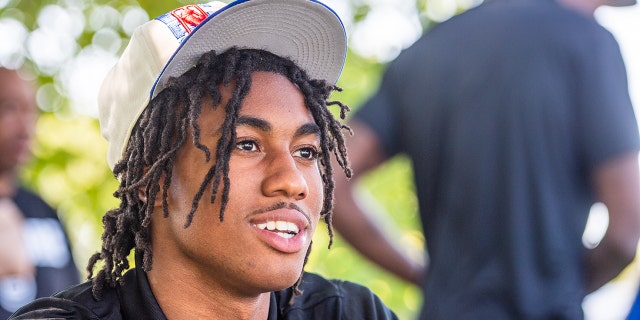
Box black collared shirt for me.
[9,266,397,319]
[1,188,80,319]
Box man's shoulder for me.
[286,272,398,319]
[9,280,122,320]
[299,272,378,297]
[430,0,605,38]
[13,187,57,219]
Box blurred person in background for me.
[333,0,640,318]
[0,67,79,318]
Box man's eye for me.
[236,140,258,152]
[294,147,319,160]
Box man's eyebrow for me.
[235,116,320,138]
[236,116,271,132]
[295,123,321,138]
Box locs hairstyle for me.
[87,48,352,300]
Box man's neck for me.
[147,262,272,320]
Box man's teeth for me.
[254,221,300,238]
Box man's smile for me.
[248,202,312,253]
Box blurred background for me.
[0,0,638,319]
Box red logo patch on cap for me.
[170,5,208,34]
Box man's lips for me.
[252,220,300,239]
[248,202,312,253]
[249,202,311,231]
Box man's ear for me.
[138,172,166,208]
[137,186,148,204]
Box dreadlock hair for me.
[87,47,352,301]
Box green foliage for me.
[20,113,118,276]
[335,49,386,114]
[3,0,429,318]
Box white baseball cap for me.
[98,0,347,170]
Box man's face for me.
[150,71,324,296]
[0,69,36,174]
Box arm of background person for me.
[585,152,640,293]
[332,119,425,286]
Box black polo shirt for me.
[9,266,397,319]
[0,188,79,319]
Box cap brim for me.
[151,0,346,98]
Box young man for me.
[332,0,640,318]
[9,1,397,319]
[0,67,79,319]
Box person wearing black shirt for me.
[0,67,80,319]
[332,0,640,318]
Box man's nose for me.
[261,151,308,200]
